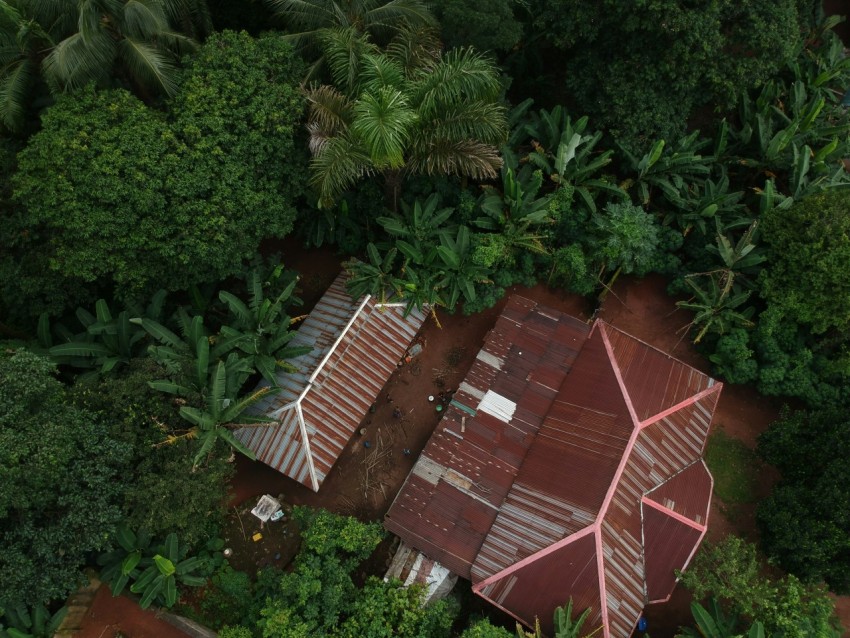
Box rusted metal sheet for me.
[645,459,712,526]
[475,531,603,637]
[603,324,712,423]
[386,306,721,638]
[642,504,704,602]
[385,299,591,578]
[235,271,426,491]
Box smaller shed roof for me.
[235,271,426,491]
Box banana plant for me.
[129,532,207,609]
[521,110,622,213]
[677,274,756,344]
[37,291,166,378]
[661,174,747,236]
[436,225,492,311]
[98,525,154,598]
[619,131,713,206]
[376,193,457,249]
[0,603,67,638]
[474,166,553,263]
[676,599,765,638]
[177,360,274,465]
[345,243,405,303]
[132,308,247,399]
[705,219,767,287]
[218,267,312,385]
[514,598,600,638]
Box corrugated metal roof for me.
[386,301,721,638]
[235,271,426,491]
[385,297,591,578]
[642,503,705,602]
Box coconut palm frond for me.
[0,55,32,130]
[319,26,376,95]
[119,36,179,95]
[425,100,508,146]
[386,24,441,76]
[310,133,373,206]
[359,50,405,92]
[413,47,502,119]
[162,0,212,39]
[43,30,115,92]
[263,0,341,32]
[122,0,170,40]
[306,83,354,137]
[156,29,197,55]
[363,0,437,38]
[408,137,502,180]
[351,87,416,168]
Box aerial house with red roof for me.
[384,295,721,637]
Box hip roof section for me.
[385,296,721,638]
[235,271,426,491]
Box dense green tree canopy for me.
[0,0,211,131]
[760,189,850,335]
[679,536,840,638]
[70,359,233,549]
[7,31,306,318]
[526,0,818,146]
[757,407,850,593]
[430,0,522,53]
[0,349,131,610]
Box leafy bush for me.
[680,536,841,637]
[8,31,307,318]
[757,407,850,593]
[0,349,131,610]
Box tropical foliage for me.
[0,0,212,131]
[757,407,850,593]
[98,526,209,609]
[0,349,131,611]
[679,536,841,638]
[305,26,506,206]
[5,31,306,318]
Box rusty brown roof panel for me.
[385,299,591,577]
[475,531,603,637]
[602,323,712,423]
[600,518,646,638]
[642,503,705,602]
[646,460,712,527]
[236,271,426,490]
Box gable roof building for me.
[236,271,427,491]
[384,296,720,636]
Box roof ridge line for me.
[471,524,597,591]
[641,496,706,532]
[639,383,723,430]
[308,293,372,384]
[593,522,610,638]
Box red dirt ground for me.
[75,585,189,638]
[76,253,850,636]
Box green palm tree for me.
[263,0,436,50]
[306,26,507,207]
[0,0,208,131]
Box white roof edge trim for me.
[308,294,372,384]
[295,401,319,491]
